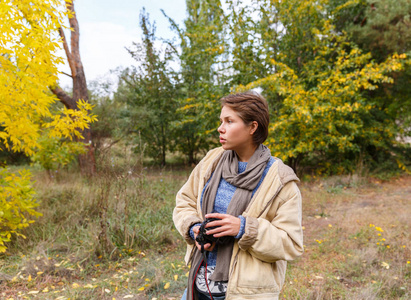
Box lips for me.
[219,137,226,143]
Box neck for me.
[236,144,258,162]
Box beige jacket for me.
[173,147,303,299]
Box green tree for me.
[241,19,410,173]
[88,76,127,157]
[115,9,177,165]
[227,0,329,115]
[227,0,274,86]
[327,0,411,152]
[164,0,229,164]
[345,0,411,138]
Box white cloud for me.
[58,21,138,88]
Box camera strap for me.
[200,249,213,300]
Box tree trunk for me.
[50,0,96,175]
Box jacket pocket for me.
[236,251,279,291]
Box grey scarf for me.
[188,144,271,299]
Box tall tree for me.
[115,9,177,166]
[238,0,411,174]
[227,0,274,86]
[50,0,96,175]
[227,0,327,115]
[164,0,229,164]
[327,0,411,147]
[345,0,411,136]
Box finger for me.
[207,217,239,231]
[205,220,223,228]
[205,216,231,228]
[203,243,213,250]
[205,213,225,219]
[196,243,212,251]
[206,243,216,252]
[195,241,202,250]
[205,226,226,235]
[213,229,236,237]
[210,222,240,236]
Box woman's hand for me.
[192,225,216,252]
[204,213,241,237]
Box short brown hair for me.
[220,91,269,145]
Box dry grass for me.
[0,168,410,300]
[283,176,411,299]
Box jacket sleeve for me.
[173,161,204,245]
[238,181,304,262]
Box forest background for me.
[1,0,410,299]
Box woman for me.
[174,91,303,300]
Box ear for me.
[249,121,258,135]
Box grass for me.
[282,176,410,299]
[0,158,410,299]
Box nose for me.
[218,123,225,133]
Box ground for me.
[0,172,410,300]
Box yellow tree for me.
[0,0,96,252]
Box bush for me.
[0,168,42,252]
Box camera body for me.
[195,218,220,246]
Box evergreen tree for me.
[115,9,177,166]
[164,0,229,164]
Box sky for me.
[58,0,187,89]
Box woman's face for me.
[218,105,256,154]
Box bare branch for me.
[58,27,76,77]
[61,71,73,78]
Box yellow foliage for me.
[241,22,410,172]
[0,0,96,252]
[0,168,41,253]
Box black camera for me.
[195,218,220,246]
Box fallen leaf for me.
[105,289,111,293]
[164,282,170,289]
[138,287,145,291]
[174,275,178,281]
[123,296,134,299]
[28,291,39,294]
